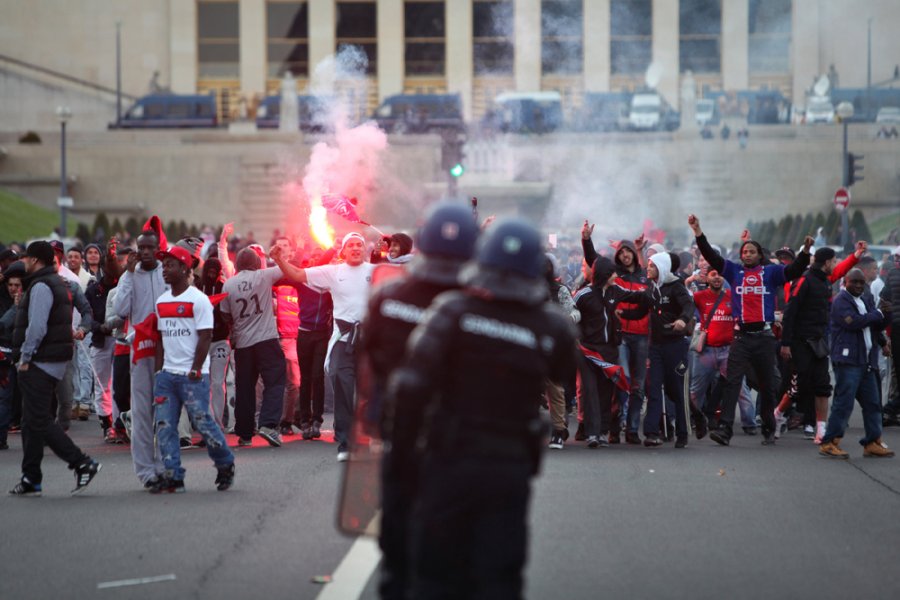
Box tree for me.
[75,222,91,245]
[124,216,141,239]
[92,212,110,242]
[850,210,873,245]
[773,214,793,246]
[166,220,179,241]
[824,209,840,242]
[798,213,814,242]
[786,213,803,245]
[111,218,124,237]
[812,211,826,233]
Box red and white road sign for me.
[833,187,850,209]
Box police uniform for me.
[389,219,577,598]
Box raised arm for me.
[688,214,726,273]
[270,244,308,284]
[581,220,598,268]
[782,236,814,281]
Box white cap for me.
[341,232,366,251]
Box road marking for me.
[316,536,381,600]
[97,574,177,589]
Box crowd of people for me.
[1,207,899,596]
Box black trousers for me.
[579,355,615,437]
[112,353,131,415]
[234,338,285,437]
[20,365,87,484]
[791,340,833,426]
[721,332,778,435]
[296,329,329,425]
[411,457,532,599]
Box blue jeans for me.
[619,333,649,434]
[690,345,756,427]
[823,364,883,446]
[153,371,234,481]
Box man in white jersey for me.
[271,232,374,461]
[150,245,235,493]
[220,248,286,448]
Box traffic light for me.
[441,135,466,178]
[845,152,864,186]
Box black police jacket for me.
[389,290,577,468]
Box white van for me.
[629,93,662,130]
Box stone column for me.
[377,0,404,101]
[652,0,679,108]
[239,0,266,95]
[169,0,197,92]
[722,0,749,90]
[446,0,474,119]
[584,0,611,92]
[309,0,336,86]
[514,0,541,91]
[791,0,820,105]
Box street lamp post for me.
[56,106,72,238]
[116,20,122,127]
[837,101,854,251]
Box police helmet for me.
[475,218,543,280]
[416,203,479,260]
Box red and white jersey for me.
[156,286,213,374]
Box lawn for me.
[869,210,900,244]
[0,188,78,244]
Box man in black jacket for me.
[9,241,100,496]
[361,202,479,600]
[389,218,577,598]
[781,247,838,443]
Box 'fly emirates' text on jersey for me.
[156,286,214,374]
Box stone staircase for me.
[238,158,293,237]
[679,147,734,233]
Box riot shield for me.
[336,263,407,537]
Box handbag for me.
[690,291,726,353]
[806,337,829,359]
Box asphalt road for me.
[2,413,899,600]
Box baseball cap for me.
[341,232,366,251]
[0,249,18,262]
[48,240,65,256]
[22,241,56,265]
[155,245,193,269]
[774,246,795,260]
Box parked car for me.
[489,91,564,134]
[628,91,680,131]
[572,92,631,132]
[695,98,719,126]
[116,94,217,128]
[805,96,835,124]
[255,95,331,131]
[372,94,465,134]
[875,106,900,124]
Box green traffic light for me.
[450,163,464,177]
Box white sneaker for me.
[337,450,350,462]
[774,411,787,439]
[814,421,826,445]
[803,424,815,440]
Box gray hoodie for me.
[113,261,168,324]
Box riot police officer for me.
[388,218,578,598]
[361,202,480,599]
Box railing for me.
[0,52,137,101]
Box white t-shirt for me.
[156,286,214,374]
[305,262,375,339]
